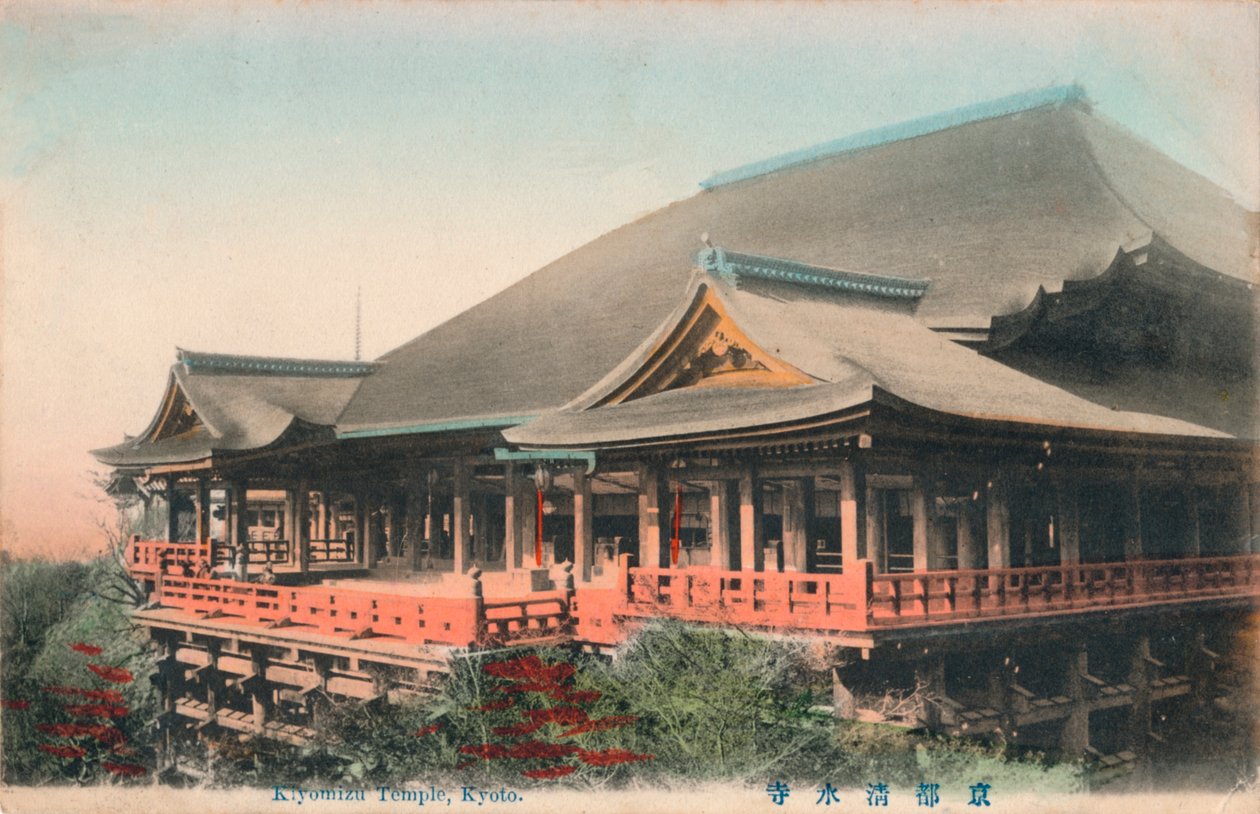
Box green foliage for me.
[1,558,159,784]
[1,558,93,688]
[584,621,838,782]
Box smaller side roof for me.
[92,350,376,468]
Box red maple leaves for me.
[577,748,655,767]
[3,641,147,780]
[85,664,134,684]
[70,643,104,657]
[458,653,652,781]
[521,765,576,780]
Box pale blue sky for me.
[2,1,1257,559]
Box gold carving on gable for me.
[598,287,812,405]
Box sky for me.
[1,1,1257,561]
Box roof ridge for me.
[176,348,379,378]
[700,84,1089,190]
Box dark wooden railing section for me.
[130,539,211,575]
[308,538,355,563]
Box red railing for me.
[154,576,483,647]
[481,593,572,643]
[606,554,1260,635]
[867,554,1260,628]
[619,563,869,633]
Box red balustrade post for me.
[468,567,485,647]
[617,552,634,610]
[837,559,873,630]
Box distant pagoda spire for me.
[354,286,362,361]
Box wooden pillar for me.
[503,464,523,571]
[709,480,733,571]
[782,479,808,572]
[914,657,946,729]
[1250,482,1260,554]
[956,504,978,570]
[1127,635,1153,755]
[1237,482,1254,554]
[637,464,664,569]
[233,481,250,580]
[1057,482,1081,565]
[166,476,180,543]
[1124,476,1143,561]
[194,478,210,547]
[1185,484,1201,558]
[294,482,310,573]
[573,469,594,582]
[360,491,379,569]
[283,486,298,568]
[866,483,884,573]
[911,477,930,572]
[1060,647,1090,757]
[832,667,857,719]
[986,478,1010,570]
[470,493,487,565]
[452,461,471,574]
[738,466,764,572]
[204,641,221,725]
[249,653,268,736]
[839,462,860,572]
[521,474,537,568]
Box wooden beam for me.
[986,477,1010,570]
[195,478,210,551]
[233,480,250,580]
[637,463,664,569]
[573,469,594,582]
[166,476,180,543]
[709,480,733,571]
[839,461,860,571]
[782,479,809,572]
[865,482,884,573]
[503,463,523,571]
[1124,476,1143,561]
[738,466,764,572]
[1057,482,1081,565]
[911,477,930,572]
[452,460,470,574]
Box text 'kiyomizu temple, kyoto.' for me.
[94,86,1258,770]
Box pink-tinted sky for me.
[2,1,1257,561]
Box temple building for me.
[94,86,1257,767]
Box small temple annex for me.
[94,86,1258,769]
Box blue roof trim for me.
[493,448,597,474]
[700,84,1088,190]
[698,247,929,299]
[177,348,377,378]
[336,415,537,439]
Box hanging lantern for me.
[533,465,550,567]
[671,484,682,566]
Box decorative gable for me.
[594,285,813,406]
[151,382,206,441]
